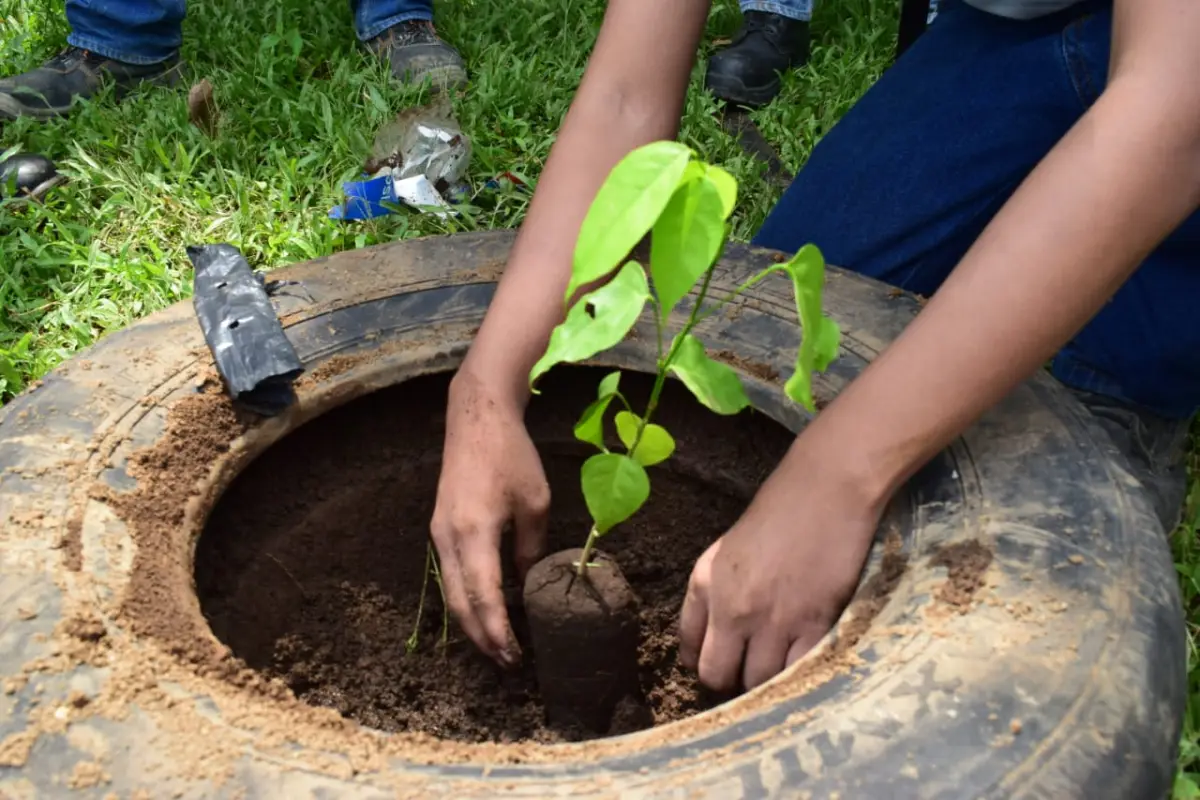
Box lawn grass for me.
[2,0,1199,794]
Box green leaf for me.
[649,174,725,321]
[705,165,738,220]
[773,245,842,412]
[614,411,676,466]
[581,453,650,535]
[566,141,693,303]
[573,371,622,450]
[668,334,750,415]
[530,262,651,387]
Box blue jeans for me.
[754,0,1200,423]
[66,0,433,64]
[743,0,940,24]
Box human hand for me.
[678,448,885,692]
[430,369,550,668]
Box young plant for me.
[406,540,450,655]
[528,141,842,577]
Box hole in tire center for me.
[195,366,804,743]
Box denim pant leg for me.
[66,0,185,64]
[751,0,1194,530]
[351,0,433,41]
[739,0,813,23]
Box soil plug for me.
[523,548,641,734]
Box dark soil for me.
[522,548,641,734]
[196,366,796,744]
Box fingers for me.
[678,572,709,671]
[458,534,521,667]
[511,480,550,579]
[679,544,716,671]
[430,512,519,667]
[429,526,491,655]
[697,620,746,693]
[742,631,789,691]
[785,632,820,669]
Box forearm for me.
[458,0,710,408]
[794,76,1200,508]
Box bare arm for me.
[455,0,712,408]
[431,0,711,666]
[678,0,1200,693]
[792,0,1200,512]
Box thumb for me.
[511,480,550,579]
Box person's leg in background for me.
[752,0,1194,531]
[353,0,465,92]
[0,0,186,120]
[705,0,813,107]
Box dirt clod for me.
[929,540,993,610]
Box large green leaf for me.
[530,262,651,387]
[705,165,738,220]
[566,141,693,303]
[614,410,676,467]
[573,371,622,450]
[581,453,650,535]
[668,334,750,415]
[649,174,725,321]
[774,245,842,412]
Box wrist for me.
[777,411,906,519]
[450,348,531,416]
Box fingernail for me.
[500,645,521,668]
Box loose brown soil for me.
[930,540,994,610]
[522,549,641,735]
[195,367,797,744]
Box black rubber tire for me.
[0,230,1184,799]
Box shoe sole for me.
[0,60,188,122]
[704,69,781,109]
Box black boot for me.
[0,47,184,121]
[705,11,811,107]
[366,20,467,93]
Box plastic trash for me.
[0,153,66,203]
[330,101,471,221]
[188,244,304,415]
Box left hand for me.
[678,449,885,692]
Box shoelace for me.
[734,12,794,53]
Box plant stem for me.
[630,265,720,454]
[692,265,781,327]
[407,541,434,654]
[577,526,601,578]
[429,545,449,648]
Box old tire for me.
[0,230,1184,799]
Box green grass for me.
[2,0,1199,794]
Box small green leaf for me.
[650,174,725,320]
[668,334,750,415]
[566,141,693,303]
[581,453,651,534]
[573,371,623,450]
[774,245,842,412]
[530,262,651,387]
[597,370,621,398]
[705,165,738,219]
[614,410,676,466]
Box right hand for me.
[430,369,551,667]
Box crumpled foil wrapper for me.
[365,101,471,189]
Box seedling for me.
[406,540,450,654]
[528,141,841,577]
